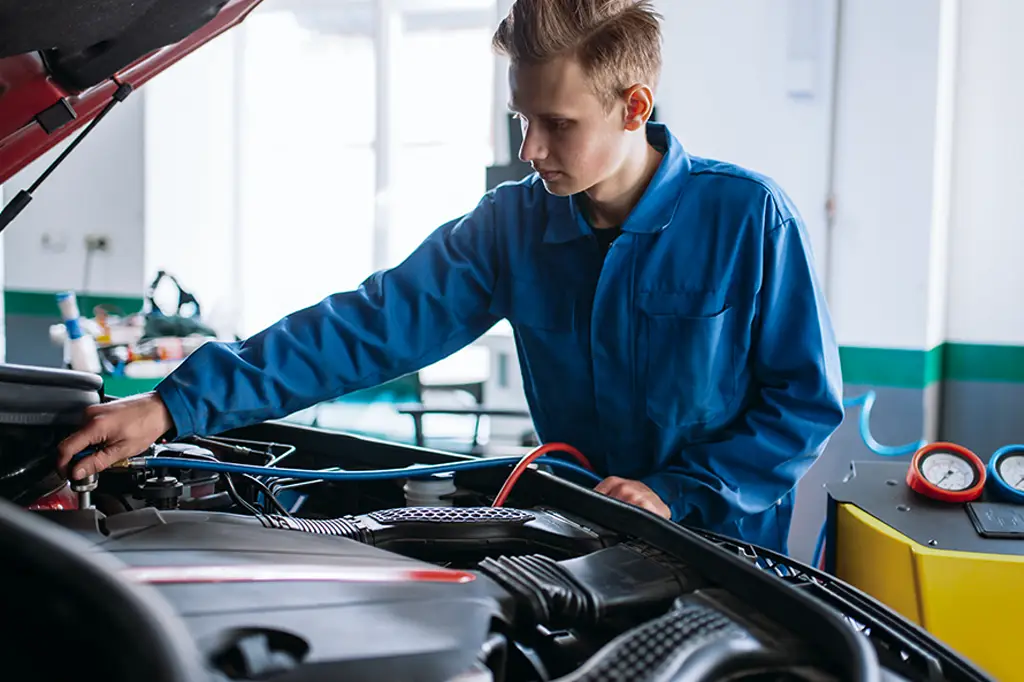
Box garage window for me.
[239,0,497,335]
[145,0,498,338]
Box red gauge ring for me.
[906,442,986,503]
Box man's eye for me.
[549,119,570,131]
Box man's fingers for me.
[636,498,661,514]
[55,394,172,479]
[70,443,131,479]
[618,490,646,506]
[617,494,665,516]
[594,476,624,495]
[593,477,671,519]
[57,422,105,473]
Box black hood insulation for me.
[0,0,230,90]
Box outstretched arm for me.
[59,192,508,478]
[157,194,505,438]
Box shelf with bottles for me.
[50,290,215,381]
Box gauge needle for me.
[1015,475,1024,487]
[937,471,953,486]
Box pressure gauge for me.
[987,445,1024,504]
[906,442,986,503]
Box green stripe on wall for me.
[841,343,1024,387]
[838,346,943,388]
[4,289,144,317]
[944,344,1024,383]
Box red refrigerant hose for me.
[491,442,594,508]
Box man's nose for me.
[518,126,546,163]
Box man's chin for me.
[540,176,576,197]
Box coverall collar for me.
[545,122,691,244]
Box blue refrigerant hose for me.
[843,390,928,458]
[809,390,928,569]
[142,454,604,485]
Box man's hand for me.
[57,392,174,479]
[594,476,671,519]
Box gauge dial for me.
[906,442,986,503]
[987,446,1024,503]
[996,454,1024,492]
[920,452,977,491]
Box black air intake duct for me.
[478,543,702,629]
[255,506,616,560]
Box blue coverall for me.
[156,122,844,554]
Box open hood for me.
[0,0,264,187]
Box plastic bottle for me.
[56,292,101,374]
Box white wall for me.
[144,30,241,336]
[657,0,837,283]
[947,0,1024,345]
[658,0,964,352]
[1,30,245,335]
[3,94,147,296]
[828,0,955,351]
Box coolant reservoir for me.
[403,472,457,507]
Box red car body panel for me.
[0,0,264,186]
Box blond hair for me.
[492,0,663,106]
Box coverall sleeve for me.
[154,194,503,439]
[642,215,844,528]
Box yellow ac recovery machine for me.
[826,461,1024,681]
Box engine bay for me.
[41,505,788,681]
[0,365,992,682]
[32,434,830,682]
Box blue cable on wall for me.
[809,390,928,569]
[843,390,928,458]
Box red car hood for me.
[0,0,264,186]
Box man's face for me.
[508,57,629,197]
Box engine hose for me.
[141,454,603,485]
[811,390,929,570]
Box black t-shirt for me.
[593,226,622,259]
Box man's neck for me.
[581,142,663,229]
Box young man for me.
[59,0,843,554]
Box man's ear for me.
[623,84,655,131]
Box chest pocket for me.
[639,293,738,429]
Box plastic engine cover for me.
[42,508,497,682]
